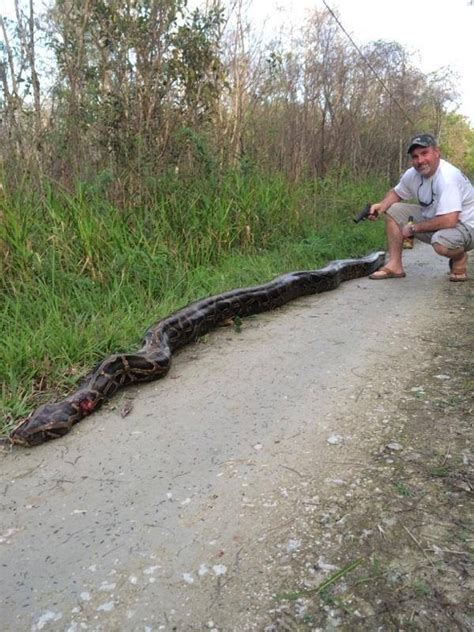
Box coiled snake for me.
[9,252,384,446]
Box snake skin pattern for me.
[9,252,384,446]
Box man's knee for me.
[432,242,446,256]
[431,226,470,254]
[432,241,463,257]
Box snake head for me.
[9,399,87,446]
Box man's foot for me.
[450,272,467,282]
[369,266,406,280]
[449,253,468,282]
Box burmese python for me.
[9,251,384,447]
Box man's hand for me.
[401,223,415,238]
[369,189,402,219]
[368,203,382,220]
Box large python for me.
[8,252,384,446]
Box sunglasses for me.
[417,179,435,208]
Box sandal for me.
[369,266,406,280]
[450,271,467,282]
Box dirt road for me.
[1,244,472,631]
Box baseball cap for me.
[407,133,437,154]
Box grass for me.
[276,558,363,601]
[0,169,387,436]
[393,481,415,497]
[411,579,430,597]
[430,466,451,477]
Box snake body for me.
[9,252,384,446]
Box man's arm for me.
[401,211,460,238]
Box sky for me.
[248,0,474,124]
[2,0,473,124]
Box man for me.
[368,133,474,281]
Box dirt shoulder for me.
[263,267,473,631]
[1,245,472,631]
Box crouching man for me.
[368,133,474,281]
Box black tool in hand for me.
[353,203,377,223]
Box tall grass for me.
[0,170,387,435]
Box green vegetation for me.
[276,558,363,601]
[1,171,386,436]
[393,481,415,497]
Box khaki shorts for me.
[387,203,473,252]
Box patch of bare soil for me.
[265,285,473,631]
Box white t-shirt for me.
[394,159,474,229]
